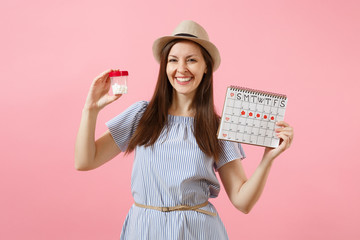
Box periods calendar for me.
[217,86,288,148]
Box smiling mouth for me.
[175,77,192,82]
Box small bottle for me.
[109,70,128,95]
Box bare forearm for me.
[74,108,99,170]
[236,155,274,213]
[220,122,293,214]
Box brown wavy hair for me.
[126,39,221,162]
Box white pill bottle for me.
[109,70,128,95]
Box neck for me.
[169,91,196,117]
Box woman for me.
[75,20,294,239]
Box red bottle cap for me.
[109,71,121,77]
[109,70,129,77]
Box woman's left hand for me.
[263,121,294,161]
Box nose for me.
[177,60,188,74]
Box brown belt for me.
[134,201,217,216]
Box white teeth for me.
[176,77,192,82]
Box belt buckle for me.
[161,207,170,212]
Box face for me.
[166,41,207,98]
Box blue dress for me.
[106,101,246,240]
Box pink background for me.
[1,0,359,239]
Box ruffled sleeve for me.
[213,141,246,171]
[106,101,148,152]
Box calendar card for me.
[217,86,288,148]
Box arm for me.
[218,121,293,214]
[74,69,122,171]
[218,155,273,214]
[75,111,121,171]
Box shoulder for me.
[106,100,149,127]
[127,100,149,112]
[214,140,246,171]
[118,100,149,118]
[105,100,149,152]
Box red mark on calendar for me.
[223,134,227,137]
[264,115,268,119]
[230,93,234,97]
[249,112,253,117]
[271,116,275,121]
[256,113,260,118]
[226,117,230,121]
[241,111,245,115]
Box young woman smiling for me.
[75,20,294,240]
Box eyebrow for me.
[168,54,199,58]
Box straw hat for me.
[152,20,221,71]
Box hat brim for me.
[152,36,221,71]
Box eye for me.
[168,58,177,62]
[187,58,197,62]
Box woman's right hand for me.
[84,69,121,112]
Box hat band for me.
[174,33,198,38]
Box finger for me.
[276,129,293,139]
[101,69,113,77]
[279,132,293,144]
[108,94,122,103]
[275,127,294,137]
[275,126,293,132]
[276,133,291,147]
[94,69,113,82]
[278,138,289,151]
[95,69,111,79]
[276,121,290,128]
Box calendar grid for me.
[218,86,288,148]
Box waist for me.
[134,201,217,217]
